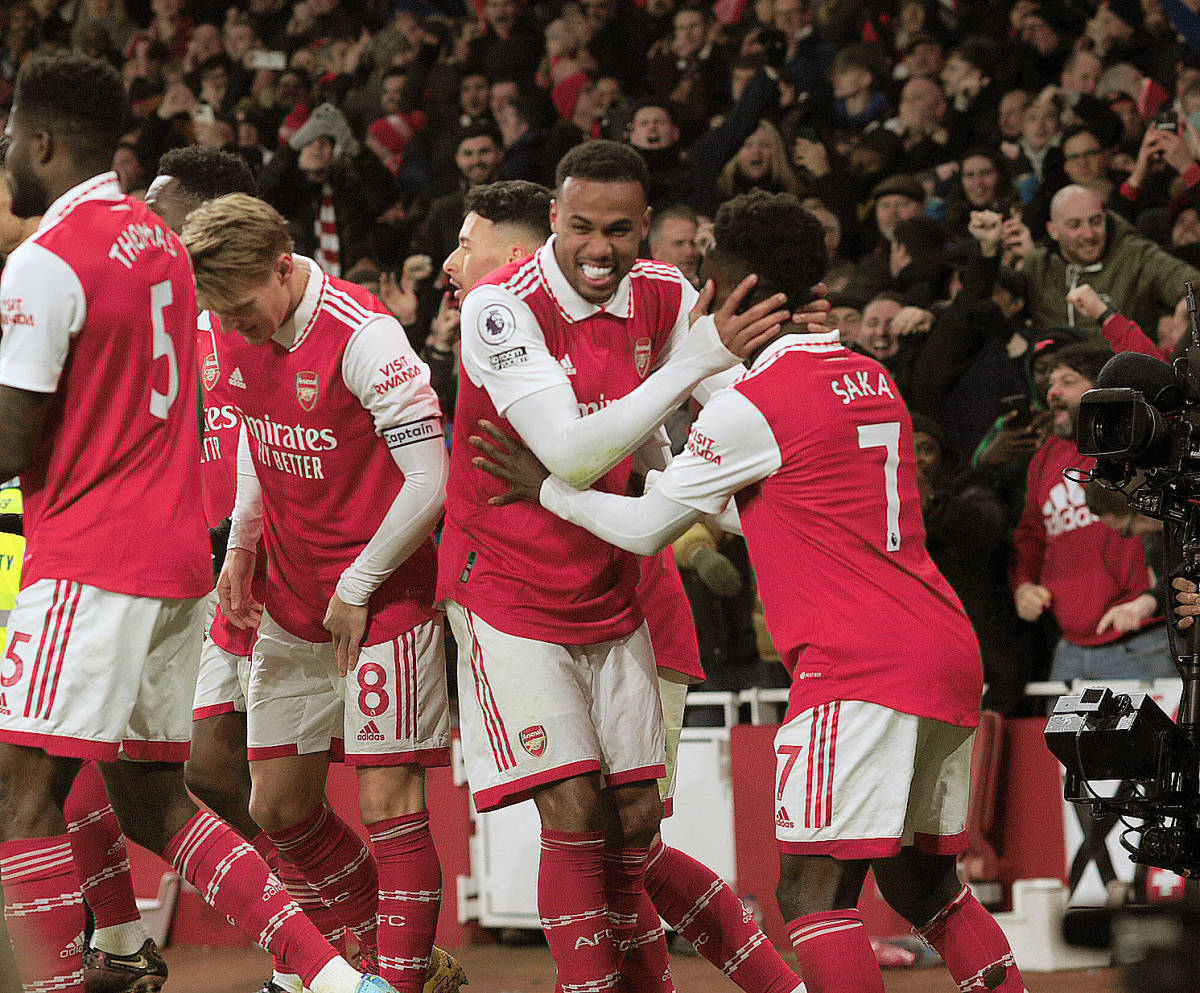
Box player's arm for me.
[462,278,788,490]
[220,424,265,630]
[0,244,85,478]
[477,388,777,553]
[330,316,448,672]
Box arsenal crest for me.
[296,371,319,411]
[519,725,547,757]
[634,337,652,379]
[202,353,219,391]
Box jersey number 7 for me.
[857,421,901,553]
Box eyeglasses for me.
[1064,148,1103,163]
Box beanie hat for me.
[367,111,429,175]
[870,173,925,204]
[277,103,310,147]
[552,71,592,120]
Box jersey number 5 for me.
[149,280,179,420]
[857,421,901,552]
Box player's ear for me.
[641,205,652,241]
[275,251,293,282]
[549,198,558,232]
[31,129,53,167]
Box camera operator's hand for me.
[1173,576,1200,630]
[1096,593,1157,634]
[1014,581,1052,622]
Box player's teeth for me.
[582,265,612,279]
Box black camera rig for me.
[1043,282,1200,878]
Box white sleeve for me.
[461,283,744,489]
[336,315,448,605]
[228,424,264,551]
[538,476,704,556]
[0,242,86,393]
[653,387,781,512]
[538,387,779,554]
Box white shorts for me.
[773,700,973,859]
[245,611,450,768]
[0,579,203,762]
[447,602,666,812]
[192,636,251,720]
[658,674,688,815]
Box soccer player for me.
[473,190,1029,993]
[443,177,805,993]
[439,140,793,992]
[0,51,399,993]
[181,193,450,993]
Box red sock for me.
[786,909,883,993]
[644,841,798,993]
[1,837,85,991]
[63,762,141,929]
[539,829,620,993]
[269,805,379,960]
[253,832,348,976]
[368,811,441,993]
[916,884,1026,991]
[617,891,673,993]
[604,847,650,955]
[165,810,339,986]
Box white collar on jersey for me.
[536,235,633,322]
[749,327,844,369]
[271,254,324,350]
[38,171,123,231]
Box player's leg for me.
[777,854,879,993]
[635,675,802,993]
[346,618,451,993]
[64,760,167,993]
[0,743,88,992]
[246,614,383,969]
[190,635,349,993]
[873,720,1028,993]
[771,700,925,993]
[447,602,621,993]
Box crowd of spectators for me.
[5,0,1200,714]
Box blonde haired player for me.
[183,193,452,993]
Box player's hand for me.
[792,281,830,331]
[469,420,548,505]
[1014,581,1052,622]
[1096,593,1157,634]
[1173,577,1200,630]
[324,592,368,676]
[218,548,263,630]
[693,274,791,359]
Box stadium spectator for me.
[1011,343,1175,681]
[1006,184,1200,338]
[648,202,702,285]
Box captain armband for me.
[383,416,444,450]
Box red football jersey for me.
[639,550,704,683]
[221,261,440,645]
[0,174,210,599]
[198,311,240,530]
[439,244,692,644]
[653,332,981,728]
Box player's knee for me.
[184,758,243,819]
[248,790,322,835]
[777,854,866,919]
[610,783,662,848]
[357,764,426,826]
[534,774,605,833]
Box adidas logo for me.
[263,874,283,901]
[228,367,246,389]
[559,353,576,376]
[60,932,84,960]
[358,720,385,742]
[775,806,794,829]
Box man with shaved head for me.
[1006,183,1200,339]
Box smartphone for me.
[999,393,1034,430]
[249,50,287,71]
[1156,108,1178,133]
[191,103,215,125]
